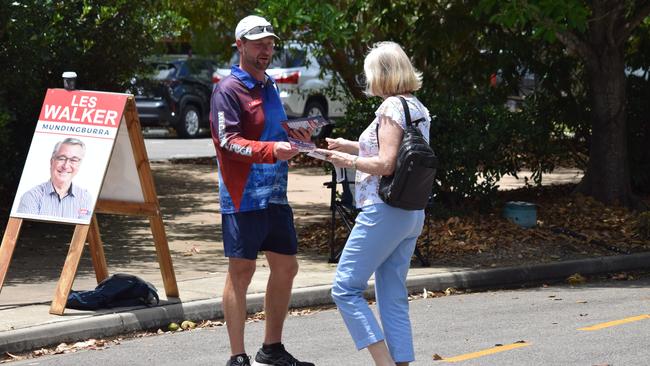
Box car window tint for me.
[229,51,240,66]
[284,49,307,68]
[188,60,213,81]
[151,63,177,80]
[176,62,189,78]
[228,47,306,68]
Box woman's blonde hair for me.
[363,41,422,98]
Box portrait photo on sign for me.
[10,133,117,224]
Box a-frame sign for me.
[0,89,178,315]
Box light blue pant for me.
[331,203,425,362]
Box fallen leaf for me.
[432,353,443,361]
[3,352,25,360]
[567,273,586,285]
[444,287,457,296]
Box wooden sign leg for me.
[0,218,23,293]
[87,215,109,283]
[149,215,179,298]
[124,97,179,298]
[50,224,90,315]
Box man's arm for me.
[211,87,277,164]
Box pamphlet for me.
[281,115,330,130]
[288,137,317,152]
[306,150,330,161]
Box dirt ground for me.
[1,161,648,291]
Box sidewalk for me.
[1,163,648,354]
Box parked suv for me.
[213,43,346,139]
[127,56,219,138]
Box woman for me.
[318,41,431,365]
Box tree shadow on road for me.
[1,163,332,286]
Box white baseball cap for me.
[235,15,280,41]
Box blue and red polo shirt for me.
[210,66,289,214]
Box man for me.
[17,137,93,220]
[210,15,315,366]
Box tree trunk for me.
[576,45,635,207]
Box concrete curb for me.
[2,252,649,354]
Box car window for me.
[229,51,240,67]
[227,48,307,68]
[282,48,307,68]
[150,63,178,80]
[187,60,213,82]
[176,62,189,78]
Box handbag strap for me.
[376,96,425,148]
[398,96,413,127]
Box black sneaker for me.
[252,344,314,366]
[227,354,251,366]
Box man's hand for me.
[274,142,299,160]
[287,121,316,142]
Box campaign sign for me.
[10,89,128,224]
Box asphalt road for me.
[11,274,649,366]
[143,132,214,161]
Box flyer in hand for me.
[281,115,330,131]
[306,150,330,161]
[287,137,329,161]
[288,137,317,152]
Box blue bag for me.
[66,273,159,310]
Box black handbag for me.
[377,96,438,210]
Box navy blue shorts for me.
[222,204,298,260]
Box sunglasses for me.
[244,25,274,37]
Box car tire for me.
[176,105,201,138]
[303,100,332,140]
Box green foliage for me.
[332,96,381,141]
[335,89,573,212]
[477,0,590,41]
[265,0,594,210]
[0,0,182,197]
[162,0,258,60]
[423,91,570,211]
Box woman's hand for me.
[315,148,356,169]
[326,137,359,154]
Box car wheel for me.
[303,100,332,140]
[176,105,201,138]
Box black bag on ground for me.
[377,96,438,210]
[66,273,159,310]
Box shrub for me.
[336,91,574,213]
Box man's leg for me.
[262,251,298,344]
[224,258,257,356]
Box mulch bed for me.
[297,184,650,268]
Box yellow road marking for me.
[441,342,531,363]
[578,314,650,331]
